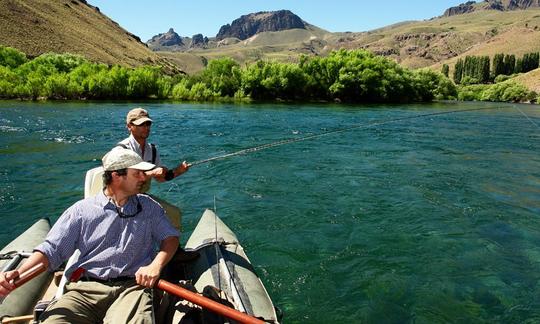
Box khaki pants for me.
[40,280,154,324]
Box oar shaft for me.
[12,263,47,288]
[156,279,265,324]
[0,262,47,305]
[1,314,34,323]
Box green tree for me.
[0,46,28,68]
[241,61,307,100]
[481,81,530,102]
[0,66,18,97]
[492,53,505,77]
[454,59,463,84]
[503,54,515,75]
[515,58,523,73]
[441,64,449,77]
[200,57,241,97]
[127,66,161,98]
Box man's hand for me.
[135,263,161,288]
[0,270,19,297]
[145,167,166,180]
[174,161,190,176]
[135,236,179,287]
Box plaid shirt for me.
[36,191,178,279]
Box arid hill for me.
[0,0,179,72]
[148,3,540,93]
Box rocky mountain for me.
[0,0,179,72]
[147,28,184,48]
[216,10,306,40]
[151,4,540,89]
[443,1,477,16]
[190,34,209,48]
[147,28,209,51]
[444,0,540,17]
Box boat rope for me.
[189,105,534,167]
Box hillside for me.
[147,3,540,85]
[3,0,540,92]
[0,0,180,72]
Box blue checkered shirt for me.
[36,191,179,279]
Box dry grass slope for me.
[0,0,180,72]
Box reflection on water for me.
[0,101,539,322]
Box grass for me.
[0,0,178,72]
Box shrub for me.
[481,81,531,102]
[0,46,27,68]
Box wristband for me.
[165,170,174,181]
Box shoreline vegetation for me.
[0,46,537,104]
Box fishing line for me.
[188,105,517,167]
[513,105,540,130]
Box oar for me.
[156,279,266,324]
[1,315,34,323]
[0,264,266,323]
[0,262,47,304]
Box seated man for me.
[0,148,179,323]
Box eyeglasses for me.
[115,197,142,218]
[132,121,151,127]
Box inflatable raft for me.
[0,168,280,323]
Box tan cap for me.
[102,148,155,171]
[126,108,152,126]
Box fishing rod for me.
[188,105,538,167]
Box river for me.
[0,101,539,322]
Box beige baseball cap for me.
[126,108,152,126]
[102,148,155,171]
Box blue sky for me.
[88,1,469,41]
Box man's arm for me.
[146,167,167,182]
[135,236,179,287]
[0,251,49,297]
[171,161,190,178]
[148,161,190,183]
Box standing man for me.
[119,107,195,259]
[118,107,190,188]
[0,148,179,323]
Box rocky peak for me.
[147,28,183,47]
[443,0,540,16]
[443,1,477,16]
[216,10,306,41]
[190,33,209,48]
[506,0,540,9]
[483,0,505,10]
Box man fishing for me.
[117,107,194,234]
[0,148,179,323]
[118,107,190,187]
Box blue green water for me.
[0,101,539,323]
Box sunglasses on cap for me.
[131,121,152,127]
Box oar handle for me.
[156,279,266,324]
[0,262,47,305]
[12,263,47,288]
